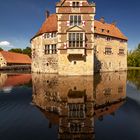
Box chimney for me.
[100,17,105,24]
[111,21,117,26]
[45,10,50,18]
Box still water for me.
[0,70,140,140]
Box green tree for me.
[127,44,140,67]
[138,43,140,50]
[22,47,31,57]
[0,47,3,51]
[8,48,23,54]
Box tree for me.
[0,47,3,51]
[138,43,140,50]
[22,47,31,57]
[9,48,23,53]
[8,47,31,57]
[127,44,140,67]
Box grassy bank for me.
[128,67,140,70]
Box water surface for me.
[0,71,140,140]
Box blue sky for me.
[0,0,139,50]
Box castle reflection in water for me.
[32,72,127,140]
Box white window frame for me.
[67,32,85,48]
[69,15,82,26]
[45,44,57,54]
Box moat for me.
[0,70,140,140]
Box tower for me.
[56,0,96,75]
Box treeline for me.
[0,47,31,57]
[128,44,140,67]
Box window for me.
[70,123,82,133]
[44,33,50,38]
[70,15,82,26]
[68,104,85,119]
[32,49,36,58]
[51,32,57,38]
[72,2,79,7]
[45,45,50,54]
[47,33,50,38]
[120,40,126,43]
[119,49,125,55]
[45,44,57,54]
[94,27,97,31]
[109,62,111,67]
[44,32,57,38]
[52,44,57,54]
[69,33,84,48]
[95,35,100,39]
[105,48,112,55]
[101,29,104,32]
[119,62,121,67]
[118,86,123,93]
[106,37,111,41]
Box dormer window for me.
[107,37,111,41]
[44,32,57,39]
[73,2,79,7]
[101,29,104,32]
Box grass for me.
[128,67,140,70]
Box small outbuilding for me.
[0,51,31,67]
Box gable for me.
[56,0,67,6]
[67,25,85,32]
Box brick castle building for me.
[31,0,128,75]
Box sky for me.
[0,0,140,50]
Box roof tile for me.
[0,51,31,64]
[32,14,127,41]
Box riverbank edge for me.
[128,67,140,70]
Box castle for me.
[31,0,128,75]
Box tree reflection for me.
[127,70,140,90]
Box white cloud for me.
[0,41,10,46]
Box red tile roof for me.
[0,51,31,64]
[3,74,31,88]
[94,20,128,40]
[95,101,124,119]
[31,14,127,41]
[36,14,57,37]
